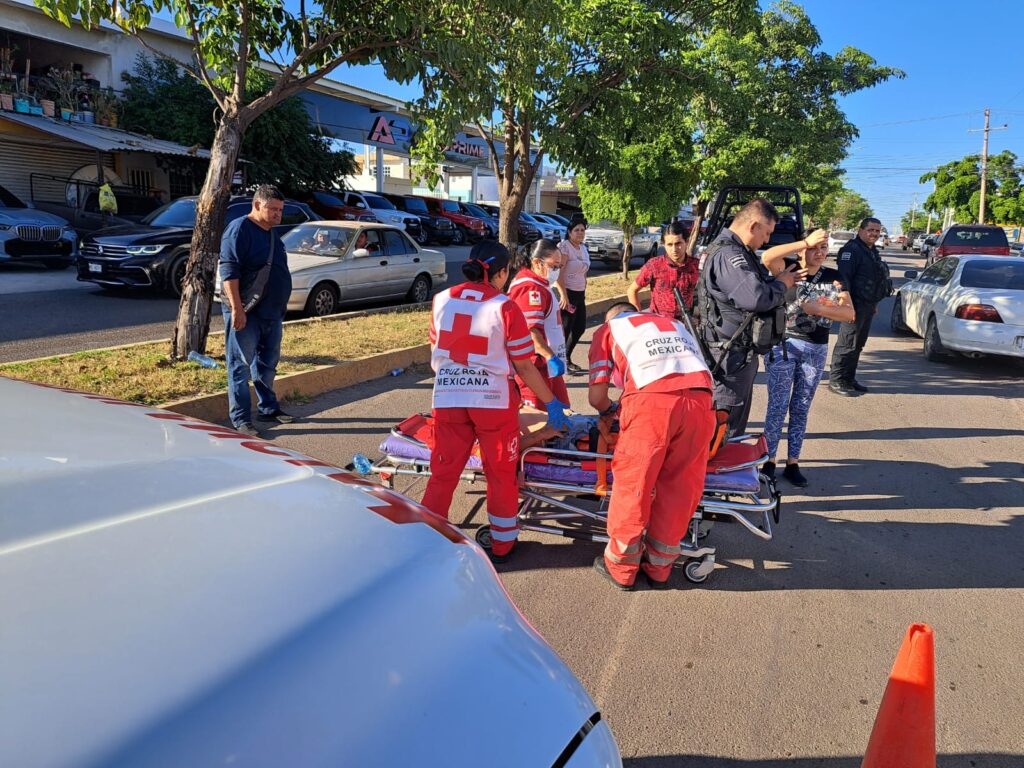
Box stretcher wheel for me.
[475,526,493,550]
[684,559,710,584]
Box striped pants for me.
[421,405,521,556]
[762,338,828,461]
[604,389,715,585]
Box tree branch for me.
[233,0,251,108]
[475,119,502,180]
[182,0,227,108]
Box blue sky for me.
[336,0,1024,233]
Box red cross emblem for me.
[628,314,679,332]
[436,312,489,365]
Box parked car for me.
[545,212,573,229]
[341,190,423,242]
[215,221,447,317]
[0,377,622,768]
[0,183,78,270]
[698,186,805,267]
[1009,241,1023,256]
[412,195,487,245]
[827,230,856,257]
[383,194,457,246]
[912,234,927,252]
[301,191,378,223]
[458,202,498,238]
[478,204,541,243]
[878,232,890,249]
[891,255,1024,362]
[925,224,1010,268]
[584,221,659,266]
[78,196,314,295]
[531,213,569,239]
[28,174,163,235]
[519,212,562,241]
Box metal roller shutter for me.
[0,140,114,202]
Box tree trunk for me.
[620,220,636,280]
[685,199,708,261]
[171,115,244,360]
[496,114,543,256]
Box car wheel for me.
[923,315,950,361]
[412,230,429,246]
[406,274,431,304]
[451,227,466,246]
[890,294,910,334]
[43,260,70,270]
[168,254,189,297]
[474,525,493,550]
[304,282,339,318]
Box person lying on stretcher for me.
[586,302,717,591]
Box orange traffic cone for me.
[862,623,936,768]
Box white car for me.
[584,222,658,265]
[827,230,855,256]
[912,235,927,252]
[343,190,422,233]
[215,221,447,317]
[0,377,622,768]
[891,254,1024,361]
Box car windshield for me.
[831,231,855,240]
[314,192,346,207]
[0,184,27,208]
[364,194,395,210]
[441,200,461,213]
[403,197,428,214]
[141,198,198,227]
[464,204,488,217]
[959,260,1024,290]
[281,224,352,256]
[946,227,1008,247]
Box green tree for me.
[412,0,748,249]
[39,0,490,358]
[921,150,1023,225]
[679,1,902,253]
[121,56,356,198]
[820,188,873,229]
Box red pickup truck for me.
[410,195,487,245]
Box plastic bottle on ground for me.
[389,368,404,377]
[187,351,220,369]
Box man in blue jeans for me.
[219,185,294,436]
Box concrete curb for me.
[165,293,629,422]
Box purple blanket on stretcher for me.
[378,434,762,494]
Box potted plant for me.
[92,87,120,127]
[47,66,77,121]
[0,42,16,111]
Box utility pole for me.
[926,210,933,233]
[910,194,917,230]
[968,108,1009,224]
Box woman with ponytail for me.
[422,240,571,562]
[507,239,570,409]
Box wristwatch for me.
[598,401,619,417]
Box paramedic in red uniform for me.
[508,239,569,409]
[588,302,716,590]
[421,241,571,562]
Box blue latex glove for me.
[544,399,571,432]
[546,356,567,378]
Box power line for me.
[857,111,982,129]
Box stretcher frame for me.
[369,425,781,584]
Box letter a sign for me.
[369,115,396,145]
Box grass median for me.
[0,272,631,406]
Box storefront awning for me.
[0,112,211,159]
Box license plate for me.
[1015,337,1024,351]
[88,262,102,273]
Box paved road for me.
[242,249,1023,766]
[0,243,634,363]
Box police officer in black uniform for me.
[699,199,804,437]
[829,217,891,396]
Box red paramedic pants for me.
[604,388,715,585]
[420,405,521,556]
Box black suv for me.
[381,194,456,246]
[78,196,314,295]
[699,185,805,249]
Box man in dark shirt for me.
[698,199,803,437]
[829,217,891,396]
[627,220,700,317]
[219,185,294,436]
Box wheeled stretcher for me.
[369,412,781,583]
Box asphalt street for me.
[239,249,1023,767]
[0,243,498,362]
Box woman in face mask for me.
[507,239,570,410]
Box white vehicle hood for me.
[0,379,600,768]
[286,250,342,274]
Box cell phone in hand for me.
[564,303,576,314]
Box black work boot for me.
[782,463,808,488]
